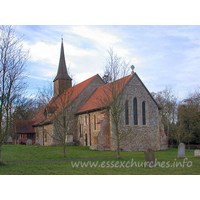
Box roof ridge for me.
[32,74,99,126]
[94,73,133,90]
[76,73,134,114]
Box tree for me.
[7,97,36,142]
[51,87,76,157]
[176,88,200,146]
[35,80,54,111]
[0,25,28,164]
[99,48,131,158]
[152,87,178,145]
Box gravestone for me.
[178,143,185,158]
[6,136,13,144]
[26,139,32,145]
[194,150,200,157]
[35,137,39,145]
[144,148,156,166]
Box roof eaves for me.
[76,106,108,115]
[32,121,53,127]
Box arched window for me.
[133,98,138,125]
[79,123,82,137]
[84,115,88,125]
[142,101,146,125]
[125,100,129,125]
[94,115,96,130]
[44,132,47,142]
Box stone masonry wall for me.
[73,76,104,142]
[110,74,161,151]
[97,112,110,150]
[77,110,109,149]
[34,124,54,146]
[35,75,105,146]
[77,111,101,148]
[77,73,167,152]
[53,75,105,144]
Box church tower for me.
[53,39,72,97]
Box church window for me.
[94,115,96,130]
[44,133,47,142]
[85,116,88,125]
[79,123,82,137]
[133,98,138,125]
[142,101,146,125]
[125,100,129,125]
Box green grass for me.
[0,145,199,175]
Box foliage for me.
[152,86,200,146]
[176,88,200,145]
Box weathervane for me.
[131,65,135,74]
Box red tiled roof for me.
[77,74,134,114]
[32,74,99,126]
[15,120,35,134]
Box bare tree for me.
[153,87,178,145]
[176,88,200,147]
[53,88,76,157]
[0,25,28,164]
[8,96,35,142]
[42,85,76,157]
[36,80,54,110]
[99,48,131,159]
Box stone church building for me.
[15,40,168,151]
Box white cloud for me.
[68,26,121,48]
[74,72,97,84]
[23,40,97,67]
[29,75,50,81]
[21,25,200,100]
[23,41,60,66]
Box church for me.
[15,40,168,151]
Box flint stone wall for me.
[110,74,163,151]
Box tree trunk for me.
[117,139,120,159]
[63,144,66,157]
[117,149,120,159]
[0,145,2,164]
[167,123,170,145]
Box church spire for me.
[53,38,71,82]
[53,39,72,96]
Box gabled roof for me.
[77,73,161,114]
[32,74,99,126]
[134,73,161,110]
[15,120,35,134]
[76,74,134,114]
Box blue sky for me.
[15,25,200,100]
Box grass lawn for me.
[0,145,199,175]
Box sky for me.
[15,25,200,100]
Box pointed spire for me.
[53,38,71,82]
